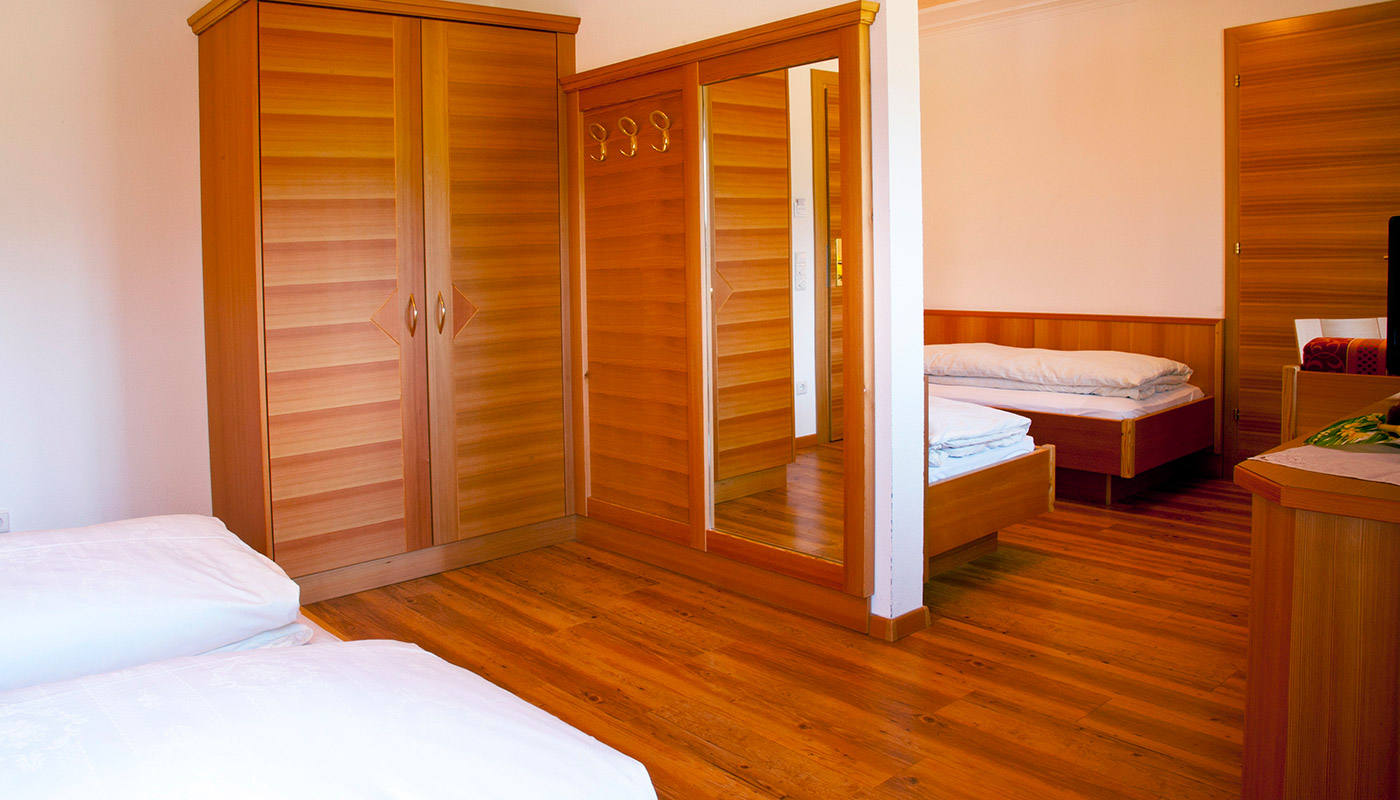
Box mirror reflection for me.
[707,59,844,563]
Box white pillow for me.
[924,343,1192,398]
[0,515,301,691]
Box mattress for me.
[0,640,658,800]
[928,436,1036,485]
[926,382,1204,421]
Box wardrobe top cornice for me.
[560,0,878,93]
[188,0,580,36]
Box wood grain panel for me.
[1227,4,1400,462]
[925,445,1053,564]
[708,71,794,484]
[198,0,269,555]
[1237,470,1400,799]
[1280,365,1400,439]
[265,359,400,415]
[813,69,844,443]
[191,0,580,37]
[258,4,426,575]
[581,84,693,530]
[1284,509,1400,799]
[422,21,566,544]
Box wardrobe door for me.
[708,71,795,489]
[258,3,431,576]
[581,86,696,542]
[421,22,566,543]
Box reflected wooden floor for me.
[712,442,844,562]
[306,477,1249,800]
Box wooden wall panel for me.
[582,88,694,530]
[1227,3,1400,462]
[199,1,271,555]
[708,71,795,482]
[423,21,566,543]
[258,4,427,576]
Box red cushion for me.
[1302,337,1388,374]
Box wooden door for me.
[581,86,696,543]
[708,71,795,488]
[257,4,431,576]
[1226,2,1400,462]
[422,21,566,544]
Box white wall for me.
[786,62,837,440]
[1,0,207,531]
[578,0,927,620]
[920,0,1364,318]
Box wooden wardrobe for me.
[190,0,578,599]
[563,3,878,631]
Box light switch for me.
[793,197,808,218]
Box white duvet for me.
[927,392,1032,466]
[924,343,1192,399]
[0,515,302,691]
[0,640,658,800]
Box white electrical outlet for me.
[796,382,808,396]
[0,511,10,533]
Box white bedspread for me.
[926,382,1204,421]
[0,640,657,800]
[0,515,302,691]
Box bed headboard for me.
[923,310,1225,403]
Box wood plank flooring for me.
[305,477,1250,799]
[713,443,844,562]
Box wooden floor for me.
[713,443,845,562]
[306,477,1250,799]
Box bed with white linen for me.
[923,392,1054,577]
[0,516,658,799]
[0,640,656,799]
[922,312,1222,503]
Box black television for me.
[1391,216,1400,375]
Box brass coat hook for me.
[587,123,608,162]
[617,116,639,158]
[649,110,671,153]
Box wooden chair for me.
[1294,317,1387,360]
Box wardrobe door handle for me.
[408,294,418,336]
[437,292,446,334]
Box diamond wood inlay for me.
[369,289,401,345]
[452,284,476,338]
[711,269,735,313]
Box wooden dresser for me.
[189,0,578,599]
[1234,399,1400,799]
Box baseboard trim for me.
[296,517,577,603]
[870,605,931,642]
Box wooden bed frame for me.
[924,310,1223,504]
[924,443,1055,578]
[1280,365,1400,440]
